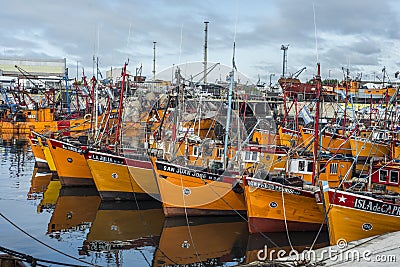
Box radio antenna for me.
[313,3,319,63]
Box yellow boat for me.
[278,126,301,148]
[318,183,400,245]
[85,150,157,201]
[151,158,246,217]
[349,137,390,159]
[27,134,49,170]
[243,153,354,233]
[126,155,160,199]
[392,140,400,160]
[335,80,397,100]
[286,156,354,188]
[153,216,248,267]
[300,126,352,155]
[1,107,92,134]
[46,138,93,186]
[47,186,100,233]
[242,145,288,175]
[244,176,324,233]
[252,129,280,146]
[37,136,57,173]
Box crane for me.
[291,67,306,79]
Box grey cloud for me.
[0,0,399,81]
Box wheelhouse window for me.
[307,161,313,172]
[319,163,326,173]
[379,169,388,182]
[193,146,202,157]
[244,151,258,162]
[217,148,223,158]
[298,160,305,172]
[389,170,399,184]
[330,163,338,174]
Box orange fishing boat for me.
[125,154,160,200]
[85,150,157,201]
[242,145,288,175]
[37,135,57,173]
[278,126,301,148]
[300,126,352,155]
[335,79,397,102]
[287,156,354,187]
[244,176,324,233]
[252,129,279,146]
[243,63,348,234]
[0,107,92,134]
[392,140,400,160]
[27,134,49,170]
[151,158,246,217]
[349,137,390,159]
[317,182,400,245]
[46,138,93,186]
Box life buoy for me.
[84,114,91,120]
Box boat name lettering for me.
[247,180,301,196]
[353,198,400,216]
[91,153,124,164]
[62,144,81,153]
[157,162,221,181]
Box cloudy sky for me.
[1,0,400,84]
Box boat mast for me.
[312,63,321,185]
[153,42,156,82]
[114,62,128,149]
[223,42,236,168]
[342,67,349,134]
[64,68,71,115]
[203,21,209,84]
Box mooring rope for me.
[0,212,100,266]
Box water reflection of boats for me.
[37,178,61,213]
[27,168,54,200]
[153,216,248,267]
[81,200,163,253]
[0,134,29,148]
[0,254,27,267]
[245,231,329,263]
[47,186,100,234]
